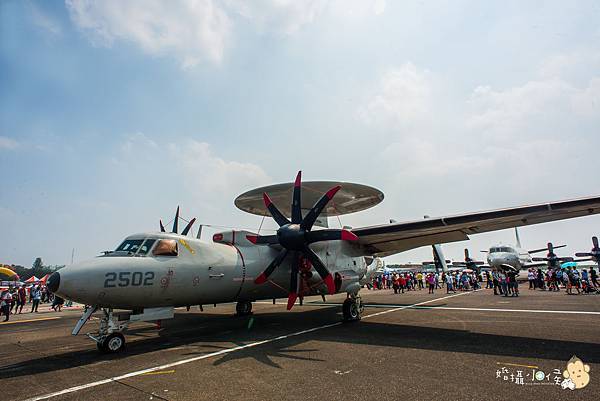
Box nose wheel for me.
[97,333,126,353]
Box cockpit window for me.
[116,239,144,254]
[491,247,514,253]
[137,239,156,255]
[153,239,178,256]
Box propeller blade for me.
[547,242,554,253]
[300,185,341,231]
[263,193,290,227]
[287,256,299,310]
[181,218,196,236]
[291,171,302,224]
[593,236,599,249]
[559,257,574,262]
[305,229,358,243]
[255,249,289,285]
[172,206,180,233]
[532,257,549,262]
[302,246,335,295]
[246,234,279,245]
[159,219,166,232]
[575,252,593,257]
[464,248,470,259]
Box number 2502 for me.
[104,272,154,288]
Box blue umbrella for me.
[561,261,578,268]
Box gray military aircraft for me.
[47,172,600,352]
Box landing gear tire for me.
[98,333,126,353]
[342,298,362,322]
[236,301,253,316]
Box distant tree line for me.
[4,257,65,280]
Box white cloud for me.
[65,0,386,67]
[0,136,18,150]
[66,0,232,67]
[466,77,600,140]
[358,63,432,128]
[29,2,62,36]
[169,139,271,198]
[225,0,325,35]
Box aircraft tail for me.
[515,227,522,248]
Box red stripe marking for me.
[246,235,258,244]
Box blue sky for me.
[1,0,600,266]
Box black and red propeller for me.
[575,236,600,263]
[160,206,196,236]
[247,171,359,310]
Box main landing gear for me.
[236,301,253,316]
[342,294,363,322]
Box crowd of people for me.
[526,266,598,295]
[370,270,484,295]
[370,265,600,298]
[0,283,68,322]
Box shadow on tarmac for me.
[1,304,599,379]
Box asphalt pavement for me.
[1,287,598,401]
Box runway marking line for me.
[299,302,600,315]
[140,370,175,376]
[0,317,60,325]
[25,291,475,401]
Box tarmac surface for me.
[1,287,599,401]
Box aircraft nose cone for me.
[47,272,60,293]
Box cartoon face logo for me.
[563,355,591,389]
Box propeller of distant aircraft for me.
[245,171,359,310]
[574,236,600,265]
[452,248,485,272]
[531,242,573,268]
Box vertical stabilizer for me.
[515,227,522,248]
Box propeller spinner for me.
[247,171,359,310]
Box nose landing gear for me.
[89,309,130,353]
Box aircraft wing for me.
[353,196,600,257]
